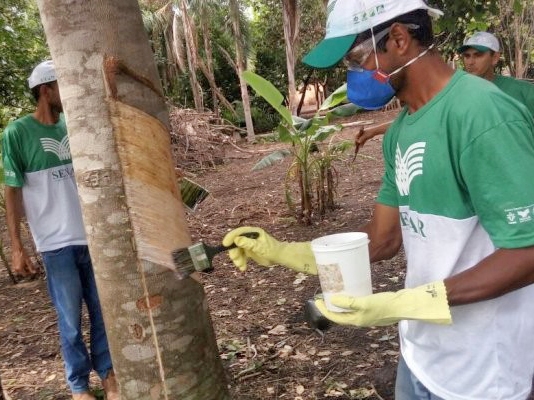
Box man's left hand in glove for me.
[315,281,452,327]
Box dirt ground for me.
[0,107,532,400]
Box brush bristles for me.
[172,248,195,275]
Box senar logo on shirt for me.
[395,142,426,196]
[40,136,71,161]
[505,205,534,224]
[51,164,75,181]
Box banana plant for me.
[243,71,359,224]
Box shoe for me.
[102,369,120,400]
[72,392,96,400]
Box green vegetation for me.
[2,0,532,226]
[2,0,532,129]
[1,0,49,129]
[243,71,358,224]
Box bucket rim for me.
[311,231,369,250]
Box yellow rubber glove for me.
[315,281,452,327]
[222,226,317,275]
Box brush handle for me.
[210,231,259,253]
[203,232,260,270]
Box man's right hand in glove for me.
[222,226,317,275]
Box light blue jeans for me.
[41,245,112,394]
[395,356,445,400]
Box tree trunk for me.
[282,0,300,115]
[229,0,255,142]
[200,10,219,117]
[179,0,204,110]
[172,11,187,73]
[197,60,237,116]
[497,0,533,78]
[35,0,229,399]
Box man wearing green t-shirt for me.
[356,31,534,151]
[2,61,118,400]
[459,31,534,117]
[222,1,534,399]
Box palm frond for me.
[252,149,292,171]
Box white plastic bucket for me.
[311,232,372,312]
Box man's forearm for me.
[360,222,402,262]
[445,246,534,306]
[4,186,24,251]
[358,203,403,262]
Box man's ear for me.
[388,23,411,56]
[491,51,501,68]
[38,84,49,99]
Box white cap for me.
[28,60,57,89]
[303,0,443,68]
[458,31,500,53]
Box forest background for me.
[0,0,533,399]
[1,0,533,134]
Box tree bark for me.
[200,8,219,117]
[197,59,237,115]
[497,0,533,78]
[282,0,300,115]
[229,0,255,142]
[179,0,204,110]
[35,0,229,398]
[172,11,187,73]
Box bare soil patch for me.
[1,107,532,400]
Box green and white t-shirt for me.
[493,74,534,118]
[2,114,87,252]
[378,71,534,400]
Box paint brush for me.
[304,298,332,331]
[172,232,259,279]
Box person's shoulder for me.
[495,74,534,90]
[5,114,35,128]
[447,70,506,105]
[3,115,34,137]
[446,71,530,128]
[455,70,499,92]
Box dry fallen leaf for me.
[268,324,287,335]
[214,310,232,317]
[276,297,287,305]
[293,273,308,285]
[349,387,375,399]
[44,374,56,382]
[279,345,293,358]
[290,351,310,361]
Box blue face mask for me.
[346,44,435,110]
[347,68,395,110]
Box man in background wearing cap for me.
[2,61,118,400]
[459,31,534,117]
[223,1,534,399]
[354,31,534,154]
